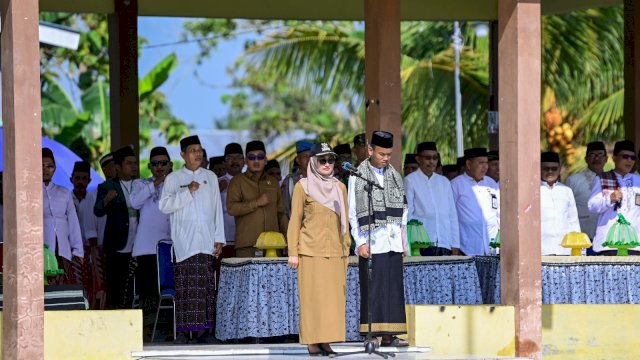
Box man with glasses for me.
[160,135,225,343]
[227,140,289,257]
[219,143,244,255]
[588,140,640,255]
[450,148,500,256]
[566,141,606,255]
[540,151,580,255]
[130,147,173,339]
[405,142,460,256]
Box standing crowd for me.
[35,129,640,350]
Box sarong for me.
[358,251,407,335]
[174,253,216,332]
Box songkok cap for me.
[210,156,224,166]
[180,135,201,151]
[334,143,351,155]
[114,145,136,164]
[295,140,314,154]
[265,159,281,171]
[100,153,114,168]
[613,140,635,155]
[42,148,55,162]
[310,143,337,157]
[586,141,606,154]
[417,142,437,153]
[149,146,170,160]
[72,161,91,174]
[457,157,466,167]
[404,154,418,165]
[370,131,393,149]
[541,151,560,163]
[224,143,243,156]
[464,148,487,159]
[442,164,458,173]
[488,151,499,161]
[246,140,266,154]
[353,133,366,146]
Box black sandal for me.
[380,336,409,347]
[308,344,324,357]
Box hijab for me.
[299,156,347,234]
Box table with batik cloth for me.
[215,256,483,341]
[475,256,640,304]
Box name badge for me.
[635,193,640,206]
[491,194,498,209]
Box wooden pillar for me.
[364,0,402,169]
[488,21,499,151]
[1,0,45,359]
[498,0,542,359]
[624,0,640,144]
[108,0,139,153]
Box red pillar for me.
[108,0,140,153]
[498,0,542,358]
[364,0,402,169]
[1,0,45,358]
[624,0,640,144]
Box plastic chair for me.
[151,239,176,342]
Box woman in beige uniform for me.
[287,142,351,357]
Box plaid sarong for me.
[174,253,216,332]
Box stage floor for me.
[134,343,525,359]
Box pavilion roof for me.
[40,0,621,21]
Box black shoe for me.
[173,332,189,344]
[320,343,337,357]
[308,345,324,357]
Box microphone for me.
[342,162,360,174]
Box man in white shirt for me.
[94,145,139,309]
[71,161,95,246]
[130,146,172,335]
[566,141,606,255]
[160,135,225,343]
[450,148,500,256]
[43,148,84,285]
[588,140,640,255]
[540,152,580,255]
[348,131,409,347]
[405,142,460,256]
[218,143,244,257]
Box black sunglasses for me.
[318,157,336,165]
[542,166,559,172]
[150,160,170,167]
[621,154,638,161]
[247,154,266,161]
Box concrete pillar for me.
[488,20,499,151]
[108,0,139,153]
[1,0,45,359]
[364,0,402,168]
[498,0,542,359]
[624,0,640,144]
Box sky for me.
[138,17,248,130]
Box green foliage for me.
[39,13,189,169]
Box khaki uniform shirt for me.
[227,171,289,249]
[287,182,351,258]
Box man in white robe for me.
[404,141,460,255]
[540,151,580,255]
[159,135,225,343]
[450,148,500,256]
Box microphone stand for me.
[334,170,393,359]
